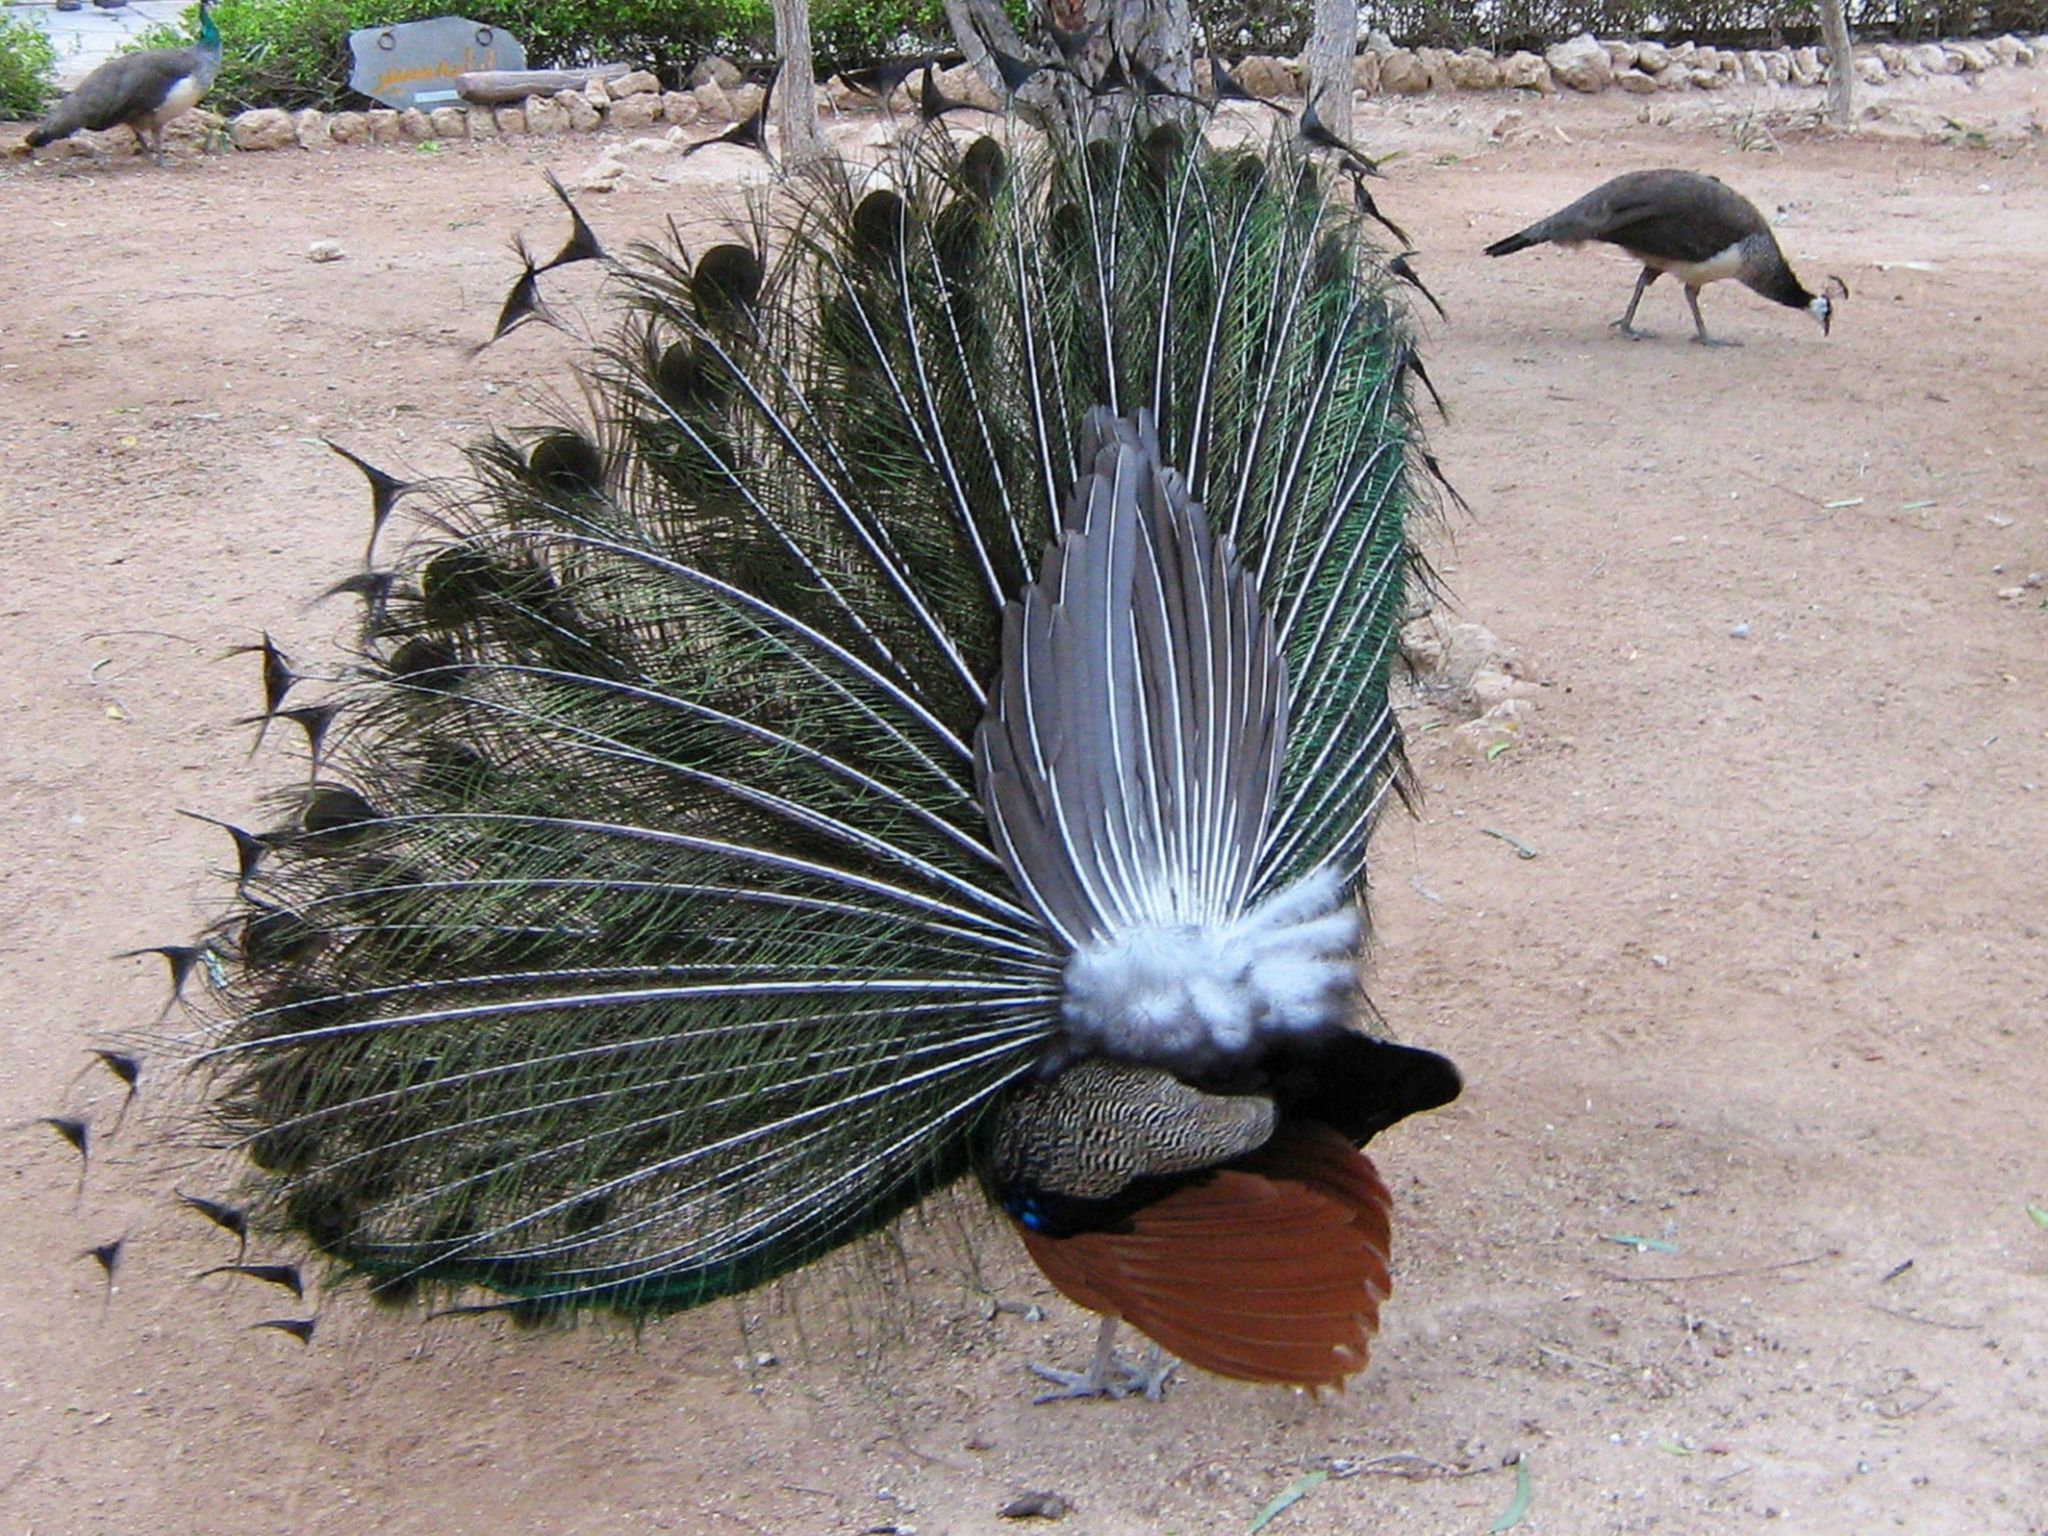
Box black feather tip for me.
[321,439,415,563]
[203,1263,305,1299]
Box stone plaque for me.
[349,17,526,110]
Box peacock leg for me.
[1610,267,1659,340]
[1685,285,1740,347]
[1027,1316,1178,1403]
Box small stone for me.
[367,108,403,144]
[1854,54,1887,85]
[1997,586,2026,601]
[1615,68,1658,94]
[522,94,564,135]
[579,155,625,191]
[937,64,1000,111]
[556,89,599,131]
[328,111,368,145]
[1378,48,1430,94]
[1792,45,1825,83]
[398,106,435,142]
[728,82,764,118]
[1951,40,1996,71]
[1635,40,1670,70]
[292,108,329,148]
[1729,622,1751,639]
[662,90,700,126]
[1446,48,1501,90]
[1603,39,1639,69]
[230,108,297,151]
[1763,49,1792,83]
[585,75,611,107]
[1741,49,1771,84]
[1417,46,1454,90]
[612,69,661,97]
[430,105,468,139]
[687,55,742,90]
[1499,50,1553,91]
[493,104,527,136]
[1351,52,1380,92]
[609,95,662,130]
[1689,66,1727,90]
[1233,55,1295,97]
[1545,33,1612,92]
[693,80,733,121]
[307,238,345,262]
[999,1491,1071,1520]
[467,104,499,138]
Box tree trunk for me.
[770,0,825,167]
[1303,0,1357,139]
[1819,0,1854,127]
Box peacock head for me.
[1810,274,1849,337]
[197,0,219,45]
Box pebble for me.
[307,239,346,263]
[1729,622,1751,639]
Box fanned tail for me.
[100,111,1448,1340]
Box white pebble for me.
[307,239,346,263]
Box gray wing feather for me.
[977,408,1287,951]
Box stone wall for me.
[183,34,2048,152]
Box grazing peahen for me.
[21,0,221,165]
[86,107,1461,1398]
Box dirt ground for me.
[3,63,2045,1536]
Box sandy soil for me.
[3,66,2045,1536]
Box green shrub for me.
[0,11,58,121]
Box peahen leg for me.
[1027,1316,1179,1403]
[1610,266,1659,339]
[1685,285,1740,347]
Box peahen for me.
[91,107,1462,1397]
[21,0,221,165]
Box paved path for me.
[12,0,193,86]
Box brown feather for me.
[1018,1122,1394,1389]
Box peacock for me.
[20,0,221,166]
[81,102,1463,1398]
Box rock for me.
[292,108,329,148]
[1657,63,1692,90]
[1378,49,1430,94]
[1635,40,1670,70]
[687,55,742,90]
[1365,29,1395,53]
[1452,699,1534,758]
[493,104,526,136]
[1467,665,1536,712]
[1615,67,1658,94]
[1917,42,1961,74]
[1692,46,1721,72]
[398,106,435,141]
[1854,53,1888,84]
[662,90,700,126]
[1416,46,1454,90]
[693,80,733,121]
[728,82,763,117]
[1741,49,1771,84]
[556,89,599,131]
[329,111,368,145]
[585,75,611,107]
[1545,33,1612,91]
[1949,40,1995,71]
[1989,33,2031,64]
[610,94,662,130]
[612,69,661,97]
[230,108,297,151]
[1874,42,1905,71]
[579,154,625,191]
[1762,49,1792,83]
[1603,38,1639,69]
[1446,47,1500,89]
[1689,66,1727,89]
[467,104,499,138]
[1500,51,1553,91]
[306,238,345,262]
[430,105,469,139]
[366,108,402,144]
[1351,51,1380,93]
[1234,55,1295,97]
[1791,45,1824,83]
[937,64,1000,111]
[522,94,564,134]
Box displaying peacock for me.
[84,105,1462,1398]
[19,0,221,166]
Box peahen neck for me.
[196,1,222,64]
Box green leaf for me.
[1249,1471,1327,1534]
[1600,1234,1680,1254]
[1489,1458,1533,1533]
[2028,1203,2048,1229]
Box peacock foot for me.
[1026,1318,1177,1403]
[1608,319,1655,341]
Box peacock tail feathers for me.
[154,110,1441,1327]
